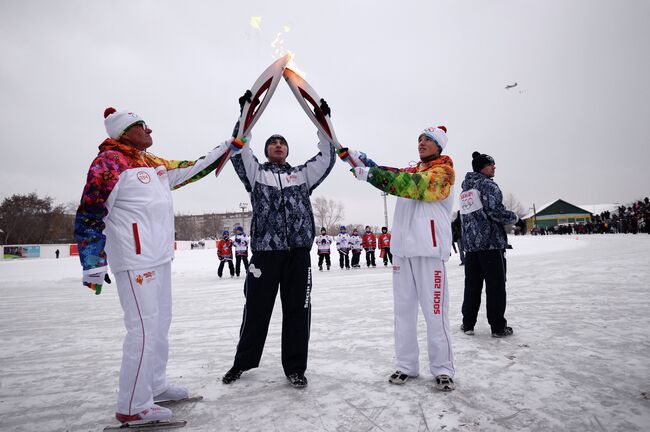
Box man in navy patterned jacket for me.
[459,151,526,338]
[222,131,335,388]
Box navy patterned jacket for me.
[459,172,518,252]
[231,135,335,252]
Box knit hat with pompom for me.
[471,151,495,172]
[104,107,145,140]
[419,125,448,151]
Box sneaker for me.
[222,367,244,384]
[388,370,411,385]
[327,266,330,271]
[154,385,189,402]
[116,404,172,425]
[318,266,323,271]
[286,372,308,388]
[435,375,455,392]
[492,326,514,338]
[460,324,474,335]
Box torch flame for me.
[270,25,306,78]
[250,16,262,30]
[286,52,307,78]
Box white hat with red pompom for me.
[103,107,145,140]
[419,125,448,151]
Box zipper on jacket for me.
[132,223,142,255]
[430,219,437,248]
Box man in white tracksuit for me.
[345,125,456,391]
[75,107,244,424]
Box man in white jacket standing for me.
[346,125,456,391]
[75,107,243,425]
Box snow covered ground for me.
[1,234,649,431]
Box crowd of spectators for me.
[530,197,650,235]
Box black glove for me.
[238,90,252,114]
[515,218,527,235]
[104,274,112,284]
[319,98,331,117]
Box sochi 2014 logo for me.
[137,171,151,184]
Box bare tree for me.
[504,193,526,217]
[312,196,345,232]
[0,193,74,244]
[174,213,224,240]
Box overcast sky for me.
[1,0,648,228]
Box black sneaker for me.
[286,372,308,388]
[435,375,455,391]
[222,367,244,384]
[460,324,474,335]
[492,326,514,338]
[388,370,411,385]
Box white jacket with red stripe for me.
[352,153,456,261]
[75,139,232,273]
[390,192,454,260]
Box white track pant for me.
[392,256,455,378]
[115,261,172,415]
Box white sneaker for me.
[154,385,189,402]
[116,404,172,424]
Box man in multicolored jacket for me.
[459,151,526,338]
[346,125,456,392]
[222,131,335,388]
[74,107,243,425]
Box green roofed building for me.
[523,199,593,229]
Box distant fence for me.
[0,241,217,260]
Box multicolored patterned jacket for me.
[352,150,456,260]
[75,139,231,272]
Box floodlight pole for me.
[239,202,248,229]
[381,192,389,228]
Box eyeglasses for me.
[126,122,148,133]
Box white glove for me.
[82,266,108,295]
[351,167,370,182]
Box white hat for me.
[104,107,145,140]
[420,125,448,151]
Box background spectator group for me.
[530,197,650,235]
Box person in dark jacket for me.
[222,131,335,388]
[459,151,526,338]
[451,210,464,265]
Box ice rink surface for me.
[1,235,649,431]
